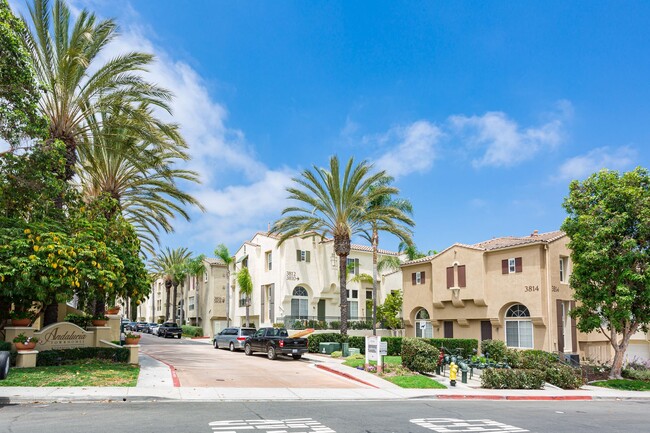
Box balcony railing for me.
[280,315,403,331]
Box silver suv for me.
[213,327,256,351]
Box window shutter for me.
[444,321,453,338]
[411,273,417,285]
[502,259,508,274]
[296,250,302,261]
[306,251,311,263]
[421,271,426,284]
[458,265,466,288]
[556,299,564,353]
[570,301,577,353]
[515,257,523,273]
[446,267,454,288]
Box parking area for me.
[138,333,365,388]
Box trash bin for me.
[341,342,350,357]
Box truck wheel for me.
[229,342,235,352]
[267,346,277,360]
[177,334,181,339]
[292,354,302,360]
[214,340,219,349]
[0,351,9,380]
[244,343,252,356]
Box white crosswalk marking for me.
[209,418,336,433]
[410,418,528,433]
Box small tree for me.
[237,266,253,327]
[562,167,650,379]
[214,244,234,326]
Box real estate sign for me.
[34,322,92,351]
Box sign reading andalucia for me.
[34,322,92,351]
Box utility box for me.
[348,348,361,356]
[341,342,350,357]
[319,342,341,354]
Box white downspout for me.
[544,244,553,352]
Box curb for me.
[437,395,593,401]
[144,353,180,387]
[315,364,379,388]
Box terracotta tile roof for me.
[204,258,227,265]
[472,230,566,251]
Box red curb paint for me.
[506,396,593,401]
[145,353,181,387]
[315,364,379,389]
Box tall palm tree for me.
[149,247,191,322]
[214,244,234,327]
[77,106,204,254]
[21,0,174,325]
[236,266,253,327]
[185,254,205,323]
[272,156,399,336]
[360,177,414,335]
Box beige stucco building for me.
[402,230,650,363]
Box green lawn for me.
[343,355,401,368]
[591,379,650,391]
[385,375,447,389]
[0,359,140,387]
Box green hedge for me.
[545,364,584,389]
[481,368,546,389]
[36,347,130,366]
[623,369,650,381]
[181,325,204,337]
[402,338,440,373]
[0,341,11,352]
[480,339,507,361]
[306,334,477,357]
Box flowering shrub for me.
[12,333,38,344]
[481,368,545,389]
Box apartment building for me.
[229,232,401,332]
[402,230,650,363]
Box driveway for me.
[139,333,364,388]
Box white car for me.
[150,324,160,335]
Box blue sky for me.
[8,1,650,257]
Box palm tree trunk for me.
[172,283,178,323]
[372,228,378,336]
[165,285,171,320]
[226,269,231,327]
[339,254,349,336]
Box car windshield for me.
[241,329,255,336]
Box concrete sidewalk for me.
[1,351,649,404]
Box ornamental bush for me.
[401,337,440,373]
[181,325,203,337]
[36,347,129,366]
[545,364,584,389]
[518,349,559,369]
[481,368,546,389]
[480,339,507,362]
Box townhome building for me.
[402,230,650,364]
[229,232,400,332]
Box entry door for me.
[481,320,493,341]
[317,299,326,321]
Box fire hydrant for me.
[449,361,458,386]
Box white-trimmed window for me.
[559,256,568,283]
[508,258,516,273]
[189,296,195,311]
[296,250,311,262]
[266,251,272,271]
[415,308,433,338]
[505,304,533,349]
[348,289,358,319]
[291,286,309,318]
[346,258,360,275]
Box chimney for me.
[531,230,539,237]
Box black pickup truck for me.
[158,321,183,339]
[243,327,308,360]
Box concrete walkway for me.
[1,351,649,404]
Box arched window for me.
[415,308,433,338]
[291,286,309,319]
[505,304,533,348]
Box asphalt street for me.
[1,400,648,433]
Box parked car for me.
[124,321,137,331]
[134,321,149,332]
[144,322,157,334]
[158,322,182,339]
[213,327,256,351]
[243,327,308,360]
[150,324,160,336]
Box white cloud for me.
[449,102,571,168]
[372,120,442,178]
[554,146,637,182]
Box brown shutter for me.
[261,285,265,322]
[306,251,311,262]
[444,321,453,338]
[458,265,466,288]
[556,299,564,353]
[446,267,454,288]
[502,259,508,274]
[570,301,577,353]
[412,273,417,285]
[296,250,302,261]
[421,271,426,284]
[515,257,523,273]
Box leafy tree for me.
[214,244,234,326]
[149,247,191,322]
[562,167,650,379]
[360,176,413,335]
[236,266,253,327]
[272,156,398,336]
[0,0,45,146]
[376,290,403,330]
